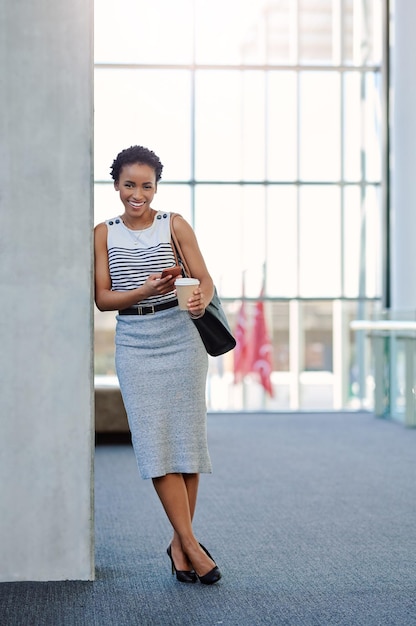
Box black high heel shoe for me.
[197,543,222,585]
[167,545,197,584]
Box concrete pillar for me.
[390,0,416,312]
[0,1,94,581]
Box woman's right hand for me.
[143,273,177,297]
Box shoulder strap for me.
[170,213,191,277]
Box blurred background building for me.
[94,0,386,413]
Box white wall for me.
[0,0,94,581]
[390,0,416,312]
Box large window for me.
[94,0,385,410]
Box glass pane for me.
[194,185,266,298]
[368,0,383,65]
[94,0,194,64]
[299,186,341,297]
[343,71,382,182]
[343,72,361,182]
[345,0,383,66]
[299,72,341,181]
[195,71,266,181]
[264,1,293,64]
[154,185,192,225]
[299,0,333,64]
[94,69,191,182]
[195,71,241,181]
[241,72,266,180]
[266,186,297,297]
[364,185,382,298]
[300,301,334,410]
[238,2,302,66]
[342,0,354,64]
[194,0,263,65]
[363,72,382,182]
[267,72,297,181]
[342,185,381,299]
[343,185,362,297]
[272,302,290,372]
[348,298,383,409]
[303,301,333,371]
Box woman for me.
[94,145,221,585]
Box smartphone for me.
[160,265,182,279]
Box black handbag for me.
[170,214,236,357]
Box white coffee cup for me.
[175,277,200,310]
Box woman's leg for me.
[170,473,200,570]
[152,473,216,577]
[183,472,200,520]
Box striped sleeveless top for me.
[106,210,178,307]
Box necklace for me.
[126,229,143,246]
[122,211,155,246]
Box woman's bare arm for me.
[172,216,214,316]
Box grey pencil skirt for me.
[115,306,212,479]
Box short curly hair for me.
[110,145,164,182]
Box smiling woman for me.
[114,164,158,225]
[94,145,222,585]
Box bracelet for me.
[189,310,205,320]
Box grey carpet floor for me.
[2,412,416,626]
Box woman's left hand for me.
[187,288,205,319]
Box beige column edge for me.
[0,0,95,581]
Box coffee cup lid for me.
[174,277,200,285]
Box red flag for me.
[233,297,250,383]
[248,293,274,397]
